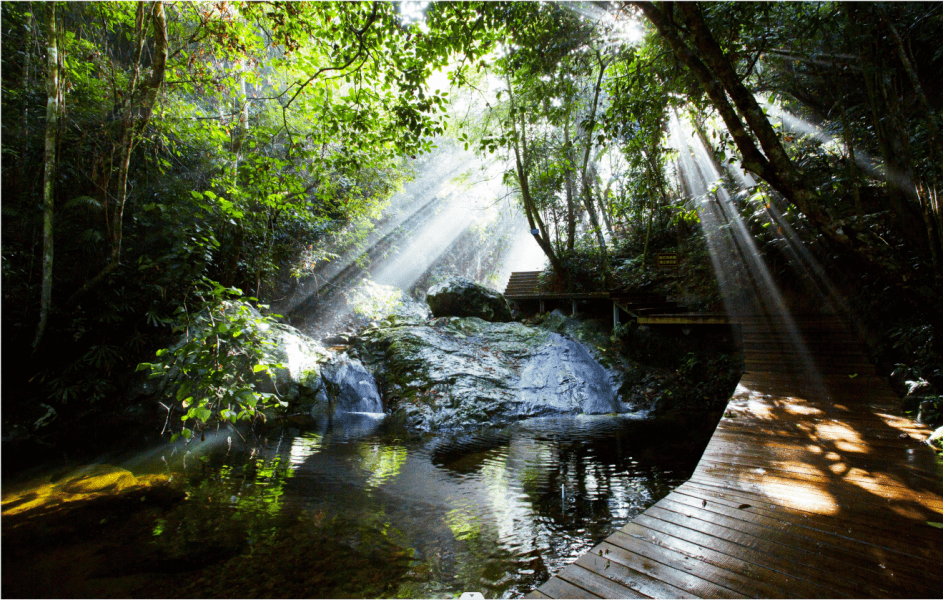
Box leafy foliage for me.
[137,280,284,442]
[3,0,943,449]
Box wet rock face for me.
[356,315,626,431]
[426,277,512,323]
[517,336,622,415]
[321,357,383,413]
[207,303,381,418]
[255,320,330,412]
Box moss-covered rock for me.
[928,426,943,451]
[356,315,626,431]
[1,464,172,517]
[426,277,512,322]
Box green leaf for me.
[176,381,192,402]
[928,521,943,529]
[252,364,268,373]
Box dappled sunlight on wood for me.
[536,317,943,598]
[755,483,841,516]
[812,422,866,446]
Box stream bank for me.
[2,278,742,599]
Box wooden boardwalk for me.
[528,316,943,598]
[503,271,685,322]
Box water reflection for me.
[153,413,710,598]
[6,413,711,598]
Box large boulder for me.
[151,300,384,420]
[426,277,512,323]
[356,315,625,431]
[254,318,331,412]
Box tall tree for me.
[69,1,168,304]
[33,1,59,350]
[633,1,913,267]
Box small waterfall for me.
[323,357,384,414]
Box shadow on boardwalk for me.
[528,329,943,598]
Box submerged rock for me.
[426,277,512,323]
[356,315,626,431]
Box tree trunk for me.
[33,1,58,351]
[592,163,616,239]
[636,1,876,256]
[222,61,251,287]
[881,10,943,184]
[506,78,567,277]
[19,4,35,193]
[880,10,943,275]
[837,99,863,217]
[70,1,168,306]
[564,120,576,252]
[844,3,929,257]
[577,51,610,278]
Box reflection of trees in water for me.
[518,418,713,564]
[144,415,717,598]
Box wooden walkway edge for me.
[528,317,943,599]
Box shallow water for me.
[4,412,717,599]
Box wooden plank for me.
[533,572,603,599]
[573,546,694,599]
[696,446,943,494]
[556,563,653,599]
[611,525,816,598]
[638,315,730,325]
[698,451,943,492]
[702,431,938,459]
[620,518,847,598]
[579,539,745,598]
[693,461,943,511]
[652,497,942,596]
[635,505,878,598]
[710,425,935,453]
[674,482,943,563]
[662,492,942,584]
[643,502,919,597]
[686,472,943,529]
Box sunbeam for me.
[669,110,825,394]
[275,142,531,338]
